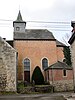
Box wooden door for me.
[24,71,30,82]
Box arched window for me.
[42,58,48,70]
[24,58,30,71]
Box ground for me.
[0,92,75,100]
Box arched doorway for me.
[32,66,44,85]
[24,58,30,82]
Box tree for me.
[63,46,72,66]
[31,66,44,85]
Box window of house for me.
[24,58,30,71]
[42,58,48,70]
[16,27,20,31]
[63,58,66,63]
[47,71,49,81]
[63,69,67,76]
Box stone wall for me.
[18,85,53,94]
[53,80,73,92]
[0,37,17,91]
[71,40,75,88]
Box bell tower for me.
[13,10,26,33]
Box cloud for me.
[0,0,75,41]
[20,0,55,10]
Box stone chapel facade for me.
[13,11,66,83]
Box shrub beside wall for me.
[31,66,44,85]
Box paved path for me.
[0,92,74,100]
[0,93,66,100]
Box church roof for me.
[56,40,66,47]
[14,29,55,40]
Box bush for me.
[31,66,44,85]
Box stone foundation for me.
[0,74,7,91]
[53,80,73,92]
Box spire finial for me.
[19,5,20,11]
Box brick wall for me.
[56,47,64,61]
[45,69,73,91]
[14,40,65,82]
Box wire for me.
[0,19,70,24]
[0,19,13,21]
[29,25,70,28]
[0,19,71,31]
[49,29,70,31]
[27,21,70,24]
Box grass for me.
[0,91,17,95]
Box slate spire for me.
[16,10,23,21]
[13,10,26,33]
[13,10,26,27]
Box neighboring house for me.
[44,61,73,92]
[0,37,17,91]
[13,10,66,82]
[68,20,75,92]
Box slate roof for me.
[16,10,23,22]
[14,29,55,40]
[56,40,66,47]
[68,32,75,44]
[13,10,26,27]
[6,40,13,47]
[45,61,72,70]
[68,20,75,44]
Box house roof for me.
[0,37,16,52]
[45,61,72,70]
[68,32,75,44]
[56,40,66,47]
[14,29,55,40]
[6,40,13,47]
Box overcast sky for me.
[0,0,75,44]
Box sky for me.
[0,0,75,45]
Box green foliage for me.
[17,81,24,88]
[63,46,72,66]
[31,66,44,85]
[0,91,17,95]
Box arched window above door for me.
[24,58,30,71]
[42,58,48,70]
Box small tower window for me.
[16,27,20,31]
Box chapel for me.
[13,10,65,82]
